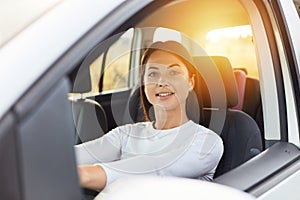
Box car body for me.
[0,0,299,199]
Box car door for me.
[246,0,300,199]
[213,0,300,199]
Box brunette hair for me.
[139,41,204,123]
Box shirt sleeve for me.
[74,126,124,165]
[98,131,223,187]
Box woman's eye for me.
[169,70,180,76]
[148,72,158,78]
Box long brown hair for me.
[139,41,204,124]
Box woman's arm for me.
[75,125,132,190]
[91,131,223,187]
[78,165,107,190]
[74,126,126,165]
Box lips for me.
[155,92,174,97]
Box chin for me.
[155,103,183,112]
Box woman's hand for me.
[77,165,107,190]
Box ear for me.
[188,74,195,91]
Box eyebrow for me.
[147,66,159,70]
[168,63,181,69]
[147,63,181,70]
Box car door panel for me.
[214,142,300,197]
[14,78,81,200]
[0,113,20,200]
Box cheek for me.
[144,85,155,102]
[174,81,191,99]
[174,76,191,88]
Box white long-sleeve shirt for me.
[74,120,223,187]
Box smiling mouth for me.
[156,92,174,97]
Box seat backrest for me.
[193,56,262,177]
[243,77,264,141]
[229,68,264,141]
[227,69,264,148]
[121,85,145,124]
[70,97,108,144]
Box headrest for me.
[193,56,238,108]
[232,69,246,110]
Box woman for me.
[75,41,223,190]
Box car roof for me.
[0,0,126,117]
[0,0,62,47]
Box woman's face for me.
[143,50,194,111]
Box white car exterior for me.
[0,0,126,117]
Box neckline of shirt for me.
[149,120,194,132]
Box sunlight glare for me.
[204,25,258,78]
[206,25,252,43]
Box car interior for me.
[67,0,266,197]
[68,0,300,198]
[69,0,264,171]
[1,0,300,200]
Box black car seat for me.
[229,68,264,147]
[227,68,264,148]
[69,63,108,144]
[243,77,264,145]
[231,69,264,149]
[121,85,145,124]
[70,97,108,144]
[193,56,262,177]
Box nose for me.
[157,76,168,87]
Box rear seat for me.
[232,69,264,148]
[232,69,246,110]
[243,77,264,147]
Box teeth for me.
[157,92,173,97]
